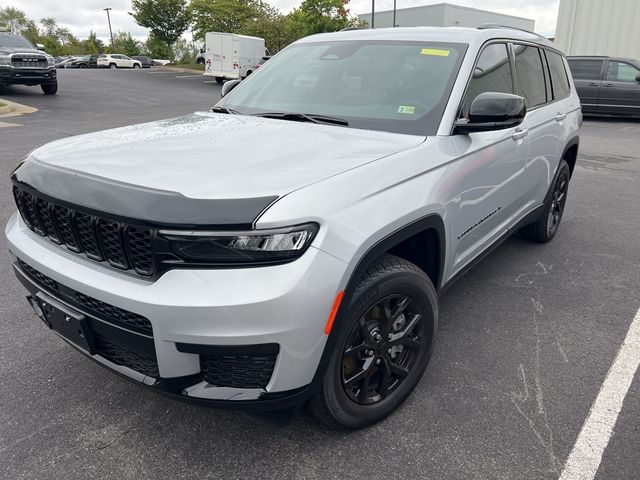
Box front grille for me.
[11,55,48,69]
[18,259,152,335]
[200,353,277,389]
[95,338,159,377]
[13,185,155,276]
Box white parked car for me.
[97,54,142,69]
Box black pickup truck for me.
[0,29,57,95]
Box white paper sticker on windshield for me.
[398,105,416,115]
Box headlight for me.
[0,55,11,66]
[159,223,319,265]
[47,56,54,66]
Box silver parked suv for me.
[7,26,580,429]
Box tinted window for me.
[567,59,603,80]
[548,51,571,99]
[606,61,640,82]
[222,41,467,136]
[0,33,33,49]
[513,45,547,107]
[462,43,513,115]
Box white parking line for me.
[558,306,640,480]
[174,74,203,79]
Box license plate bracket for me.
[30,292,96,354]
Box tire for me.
[520,159,571,243]
[79,64,87,69]
[245,70,253,77]
[215,77,224,84]
[109,63,117,70]
[134,63,141,69]
[309,254,438,429]
[41,82,58,95]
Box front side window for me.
[567,59,603,80]
[462,43,512,116]
[221,40,467,136]
[606,61,640,82]
[547,51,571,99]
[513,45,547,107]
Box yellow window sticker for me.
[397,105,416,115]
[421,48,450,57]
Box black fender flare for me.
[306,213,446,396]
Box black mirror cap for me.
[220,79,242,98]
[636,73,640,82]
[455,92,526,134]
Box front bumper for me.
[0,66,56,85]
[6,213,347,409]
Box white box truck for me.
[203,32,265,83]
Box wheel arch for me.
[562,137,579,177]
[307,214,446,398]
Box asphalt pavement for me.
[0,68,638,480]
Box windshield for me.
[0,33,34,49]
[220,40,467,136]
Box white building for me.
[358,2,534,31]
[555,0,640,58]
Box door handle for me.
[603,83,614,87]
[555,112,567,122]
[587,82,600,86]
[512,128,529,141]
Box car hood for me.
[0,46,45,55]
[24,112,424,199]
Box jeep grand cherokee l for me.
[0,29,57,94]
[6,26,581,429]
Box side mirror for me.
[455,92,526,134]
[635,73,640,82]
[36,43,46,51]
[220,79,241,98]
[200,47,205,53]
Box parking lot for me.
[1,68,639,479]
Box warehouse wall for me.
[555,0,640,58]
[359,3,534,31]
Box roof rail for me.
[477,23,545,39]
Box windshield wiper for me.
[210,106,242,115]
[251,112,349,126]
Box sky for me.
[3,0,560,42]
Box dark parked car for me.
[67,54,100,69]
[132,55,153,68]
[567,56,640,116]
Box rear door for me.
[221,35,235,75]
[566,58,605,113]
[598,59,640,115]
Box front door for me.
[450,42,529,274]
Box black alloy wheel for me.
[342,294,425,405]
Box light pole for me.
[103,7,114,50]
[371,0,375,28]
[393,0,397,27]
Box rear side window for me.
[513,45,547,107]
[462,43,513,115]
[606,61,640,82]
[567,59,603,80]
[547,51,571,99]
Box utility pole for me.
[103,7,114,50]
[393,0,397,27]
[371,0,375,28]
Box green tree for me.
[0,6,36,35]
[189,0,256,38]
[83,31,105,54]
[130,0,190,56]
[112,31,142,56]
[286,0,363,39]
[144,32,172,59]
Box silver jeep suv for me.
[6,26,580,429]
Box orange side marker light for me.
[324,290,344,336]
